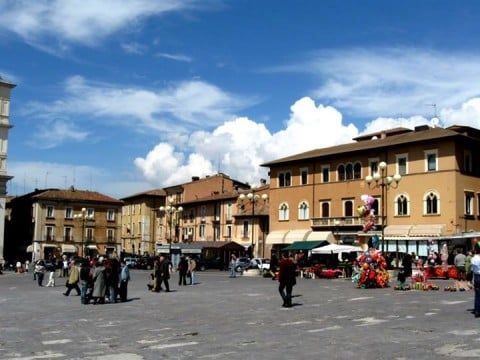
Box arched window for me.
[279,203,289,221]
[425,191,439,215]
[353,162,362,179]
[344,200,354,217]
[337,164,345,181]
[346,163,353,180]
[396,194,409,216]
[298,201,309,220]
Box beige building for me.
[120,189,165,256]
[0,76,14,266]
[6,188,123,261]
[262,125,480,259]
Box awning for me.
[311,243,361,254]
[43,244,57,248]
[304,231,335,243]
[26,245,34,252]
[409,224,446,237]
[284,230,311,243]
[87,245,98,250]
[62,244,77,253]
[384,225,413,237]
[265,231,288,244]
[282,240,329,251]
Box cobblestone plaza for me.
[1,270,479,360]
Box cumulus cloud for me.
[0,0,203,53]
[22,76,256,147]
[134,96,360,187]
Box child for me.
[46,270,55,287]
[397,269,406,290]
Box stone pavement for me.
[0,269,479,360]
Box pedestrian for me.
[402,253,412,277]
[63,260,80,296]
[278,252,297,308]
[470,244,480,318]
[188,256,196,285]
[159,255,171,292]
[61,256,69,278]
[454,249,467,280]
[105,259,120,304]
[80,260,91,305]
[178,256,188,286]
[92,258,106,304]
[15,260,22,273]
[119,260,130,302]
[25,259,30,273]
[34,260,46,286]
[229,254,237,278]
[46,269,55,287]
[149,259,161,292]
[466,251,473,283]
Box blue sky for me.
[1,0,480,199]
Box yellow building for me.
[120,189,165,257]
[6,187,123,262]
[262,125,480,259]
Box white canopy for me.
[311,243,360,254]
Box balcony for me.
[310,216,383,229]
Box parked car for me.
[123,257,138,268]
[136,256,155,270]
[250,258,270,272]
[235,257,251,272]
[196,257,224,271]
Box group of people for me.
[34,256,131,305]
[147,255,197,292]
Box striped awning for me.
[62,244,77,253]
[265,231,289,244]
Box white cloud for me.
[156,52,193,62]
[29,119,89,149]
[22,76,256,147]
[121,42,147,55]
[273,48,480,120]
[0,0,203,52]
[134,96,360,187]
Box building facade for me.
[0,77,14,266]
[5,188,123,262]
[262,125,480,259]
[120,189,165,257]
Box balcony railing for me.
[310,216,383,228]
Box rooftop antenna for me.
[427,103,439,127]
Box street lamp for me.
[365,161,401,253]
[159,197,183,252]
[239,192,268,258]
[74,208,94,258]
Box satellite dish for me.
[431,117,439,127]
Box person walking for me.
[187,256,196,285]
[63,260,80,296]
[470,245,480,318]
[118,260,130,302]
[159,255,171,292]
[178,256,188,286]
[466,251,473,283]
[61,256,69,278]
[80,260,91,304]
[229,254,237,278]
[454,249,467,280]
[105,259,120,304]
[92,258,106,304]
[46,269,55,287]
[278,252,297,308]
[34,260,46,286]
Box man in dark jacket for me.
[159,255,170,292]
[278,252,297,307]
[178,256,188,286]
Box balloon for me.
[357,205,366,217]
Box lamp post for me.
[365,161,401,253]
[159,197,183,253]
[74,208,94,258]
[239,192,268,258]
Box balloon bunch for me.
[426,239,437,266]
[353,247,390,288]
[352,194,390,288]
[357,194,376,234]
